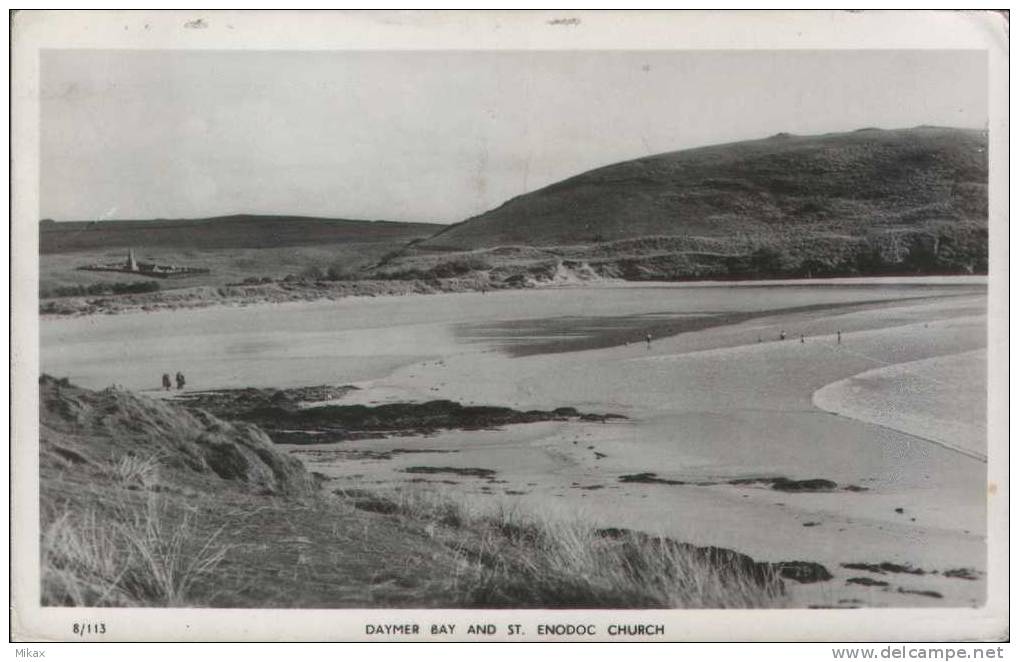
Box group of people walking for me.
[161,371,186,391]
[760,329,844,344]
[778,329,843,344]
[639,325,847,350]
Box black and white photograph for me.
[10,9,1009,644]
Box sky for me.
[41,49,987,224]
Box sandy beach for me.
[40,278,988,607]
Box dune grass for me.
[41,455,232,607]
[341,488,786,609]
[42,447,783,609]
[42,498,231,607]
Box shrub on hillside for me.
[325,265,361,281]
[110,281,161,295]
[376,256,493,281]
[43,280,161,299]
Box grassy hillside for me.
[420,127,987,250]
[40,214,440,253]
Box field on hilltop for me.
[39,215,440,298]
[40,214,440,253]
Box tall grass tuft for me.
[42,453,231,607]
[42,509,138,607]
[115,497,231,606]
[110,453,161,489]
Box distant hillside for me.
[420,127,987,251]
[39,127,990,307]
[40,214,441,254]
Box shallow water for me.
[457,295,965,356]
[813,348,987,459]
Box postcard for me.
[10,9,1009,643]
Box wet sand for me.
[40,278,989,607]
[310,289,987,608]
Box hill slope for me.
[420,127,987,250]
[40,214,440,254]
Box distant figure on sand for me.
[779,330,786,341]
[645,332,652,349]
[175,371,186,390]
[837,330,842,345]
[161,373,171,391]
[800,334,805,344]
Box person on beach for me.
[779,330,786,341]
[645,332,652,349]
[161,373,172,391]
[800,334,805,344]
[837,330,842,345]
[175,371,186,390]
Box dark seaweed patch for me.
[846,577,889,587]
[402,466,497,479]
